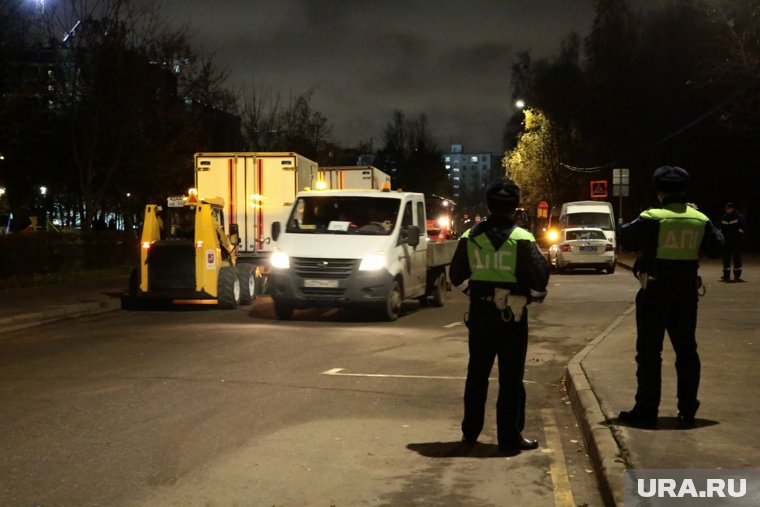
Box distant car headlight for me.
[547,229,559,243]
[359,253,386,271]
[437,216,450,228]
[270,250,290,269]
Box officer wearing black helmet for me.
[450,179,551,452]
[617,166,723,428]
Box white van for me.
[268,189,455,321]
[559,201,616,249]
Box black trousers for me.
[462,300,529,445]
[634,282,700,417]
[722,244,742,272]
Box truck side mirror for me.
[406,225,420,247]
[229,223,240,245]
[271,221,281,242]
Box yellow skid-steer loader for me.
[128,189,257,308]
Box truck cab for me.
[268,189,449,321]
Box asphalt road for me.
[0,269,638,507]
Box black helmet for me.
[486,180,520,213]
[652,166,689,193]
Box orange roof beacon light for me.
[315,180,328,190]
[381,180,392,192]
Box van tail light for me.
[605,243,614,251]
[560,244,571,252]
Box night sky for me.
[158,0,598,153]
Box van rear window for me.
[563,212,613,230]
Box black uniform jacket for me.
[450,214,551,301]
[618,198,723,283]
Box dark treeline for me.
[503,0,760,247]
[9,0,756,243]
[0,0,448,233]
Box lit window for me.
[445,164,451,169]
[453,167,460,172]
[471,156,478,162]
[445,156,451,162]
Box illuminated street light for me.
[39,186,47,196]
[515,99,526,109]
[0,187,6,197]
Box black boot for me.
[734,270,744,282]
[678,400,700,428]
[499,436,539,452]
[618,408,658,428]
[721,270,730,282]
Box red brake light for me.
[560,244,571,252]
[605,243,614,251]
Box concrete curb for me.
[564,257,636,507]
[566,305,634,507]
[0,298,122,336]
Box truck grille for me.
[292,258,356,279]
[300,287,346,299]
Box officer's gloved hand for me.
[530,289,547,304]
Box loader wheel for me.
[236,264,255,305]
[273,299,294,320]
[431,272,446,307]
[218,266,240,309]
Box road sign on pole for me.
[612,168,630,224]
[590,180,608,198]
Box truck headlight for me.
[271,251,290,269]
[437,216,450,228]
[359,253,385,271]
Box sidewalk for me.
[567,253,760,506]
[0,274,126,336]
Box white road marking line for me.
[444,321,464,328]
[541,407,576,507]
[321,368,536,383]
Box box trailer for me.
[194,152,320,261]
[320,166,391,190]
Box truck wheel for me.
[236,264,255,305]
[273,299,294,320]
[382,280,402,321]
[218,266,240,309]
[431,272,446,307]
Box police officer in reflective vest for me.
[450,180,551,452]
[618,166,723,428]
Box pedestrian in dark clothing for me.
[720,202,746,282]
[449,180,551,452]
[617,166,723,428]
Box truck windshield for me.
[563,212,613,230]
[287,196,400,235]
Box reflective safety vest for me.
[640,204,708,261]
[462,226,535,283]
